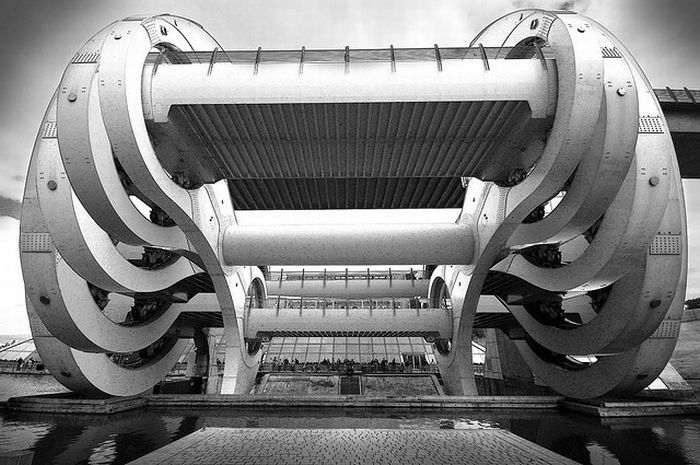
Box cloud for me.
[511,0,592,11]
[0,126,31,201]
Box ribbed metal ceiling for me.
[227,177,465,209]
[150,100,551,210]
[173,101,538,179]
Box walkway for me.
[128,427,579,465]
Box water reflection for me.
[0,408,698,465]
[502,413,700,465]
[0,411,201,464]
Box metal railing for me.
[245,296,433,311]
[266,268,426,283]
[654,87,700,104]
[259,361,441,374]
[146,44,554,68]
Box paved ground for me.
[128,427,579,465]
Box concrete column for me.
[205,329,222,394]
[483,329,504,381]
[192,327,209,377]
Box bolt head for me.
[47,180,57,191]
[616,87,627,96]
[650,299,662,308]
[114,34,122,40]
[39,296,51,305]
[67,93,77,102]
[649,176,660,186]
[577,25,586,33]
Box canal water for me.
[0,406,699,464]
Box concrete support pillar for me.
[184,351,197,378]
[205,330,222,394]
[192,327,209,377]
[483,328,552,395]
[494,330,538,385]
[483,329,504,381]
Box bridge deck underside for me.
[670,132,700,178]
[149,101,551,209]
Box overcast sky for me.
[0,0,699,334]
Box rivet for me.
[67,93,77,102]
[577,25,586,33]
[39,296,51,305]
[47,180,57,191]
[650,299,662,308]
[616,87,626,96]
[649,176,660,186]
[114,34,122,40]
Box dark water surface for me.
[0,406,699,464]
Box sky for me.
[0,0,699,334]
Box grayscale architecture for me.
[20,9,692,398]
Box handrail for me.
[0,338,33,354]
[146,44,553,65]
[244,296,436,311]
[266,268,426,282]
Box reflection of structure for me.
[21,9,690,398]
[15,411,191,464]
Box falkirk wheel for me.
[20,9,686,398]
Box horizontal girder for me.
[223,220,473,266]
[655,88,700,178]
